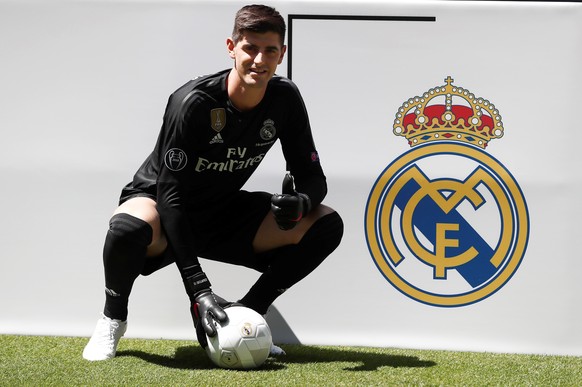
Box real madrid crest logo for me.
[365,77,529,307]
[260,119,277,141]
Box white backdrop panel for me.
[0,0,581,356]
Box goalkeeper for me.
[83,4,343,361]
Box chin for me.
[245,77,269,87]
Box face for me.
[227,31,286,89]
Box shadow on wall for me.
[265,306,301,345]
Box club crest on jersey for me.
[164,148,188,171]
[211,108,226,132]
[365,76,529,307]
[260,119,277,141]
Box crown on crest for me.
[393,76,504,148]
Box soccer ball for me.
[205,306,272,369]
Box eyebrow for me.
[242,42,281,51]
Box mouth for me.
[249,68,268,76]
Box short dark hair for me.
[232,4,286,46]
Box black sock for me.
[102,213,152,321]
[240,211,343,314]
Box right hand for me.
[182,264,228,339]
[193,291,228,338]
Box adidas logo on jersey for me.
[210,133,224,144]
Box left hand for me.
[271,173,311,230]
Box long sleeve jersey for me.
[128,69,327,272]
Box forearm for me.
[292,172,327,210]
[156,202,201,272]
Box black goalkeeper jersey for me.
[128,69,327,271]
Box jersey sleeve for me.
[278,80,327,208]
[154,89,202,273]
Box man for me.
[83,4,343,361]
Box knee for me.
[304,210,344,252]
[107,213,153,249]
[322,211,344,246]
[114,197,165,252]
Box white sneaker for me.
[82,314,127,361]
[269,343,286,357]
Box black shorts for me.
[191,190,272,267]
[119,183,273,274]
[119,182,157,205]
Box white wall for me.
[1,0,581,356]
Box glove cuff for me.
[182,264,212,300]
[298,192,312,215]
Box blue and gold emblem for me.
[365,77,529,307]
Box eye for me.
[242,44,259,54]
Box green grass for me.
[1,335,581,386]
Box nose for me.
[254,51,264,65]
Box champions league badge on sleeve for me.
[365,77,529,307]
[164,148,188,172]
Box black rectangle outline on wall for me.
[286,15,437,80]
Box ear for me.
[277,45,287,65]
[226,38,236,59]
